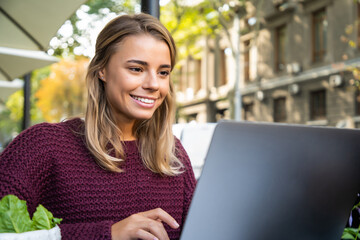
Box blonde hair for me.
[85,13,183,176]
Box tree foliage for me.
[51,0,139,57]
[35,57,89,122]
[0,67,50,148]
[341,0,360,91]
[160,0,223,60]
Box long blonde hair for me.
[85,13,183,176]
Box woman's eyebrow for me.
[127,59,171,69]
[160,64,171,69]
[127,59,148,66]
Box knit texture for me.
[0,118,196,239]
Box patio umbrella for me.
[0,0,87,130]
[0,0,86,51]
[0,47,59,129]
[0,47,58,81]
[0,79,23,104]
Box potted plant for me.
[0,195,62,240]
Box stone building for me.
[174,0,360,128]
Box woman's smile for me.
[130,94,157,107]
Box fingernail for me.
[154,238,159,240]
[174,221,179,228]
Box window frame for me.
[195,59,202,92]
[220,49,227,86]
[273,97,287,122]
[243,102,254,121]
[312,8,327,62]
[275,25,287,72]
[310,89,327,120]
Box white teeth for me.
[132,96,155,104]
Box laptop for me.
[180,121,360,240]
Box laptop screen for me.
[181,121,360,240]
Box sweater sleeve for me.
[174,138,197,226]
[0,123,114,239]
[0,124,51,213]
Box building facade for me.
[174,0,360,128]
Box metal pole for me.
[141,0,160,19]
[22,73,31,130]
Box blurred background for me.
[0,0,359,236]
[2,0,360,151]
[2,0,360,171]
[0,0,360,145]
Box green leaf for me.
[342,228,360,239]
[342,231,356,239]
[52,217,62,226]
[33,204,55,230]
[0,195,33,233]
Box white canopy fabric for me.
[0,79,23,103]
[0,0,86,51]
[0,47,58,81]
[0,0,87,129]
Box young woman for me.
[0,13,196,240]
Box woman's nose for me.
[143,71,159,90]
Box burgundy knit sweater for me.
[0,118,196,239]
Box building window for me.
[310,89,326,120]
[274,97,287,122]
[312,8,327,62]
[275,25,286,72]
[216,108,228,121]
[186,113,197,122]
[220,49,227,86]
[244,40,250,82]
[194,59,202,92]
[356,90,360,115]
[243,102,254,121]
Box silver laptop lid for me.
[181,121,360,240]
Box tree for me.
[0,67,50,148]
[35,57,89,122]
[161,0,263,121]
[50,0,139,57]
[341,0,360,91]
[161,0,220,60]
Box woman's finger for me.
[142,218,169,240]
[140,208,180,229]
[135,228,161,240]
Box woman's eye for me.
[129,67,142,72]
[159,71,170,77]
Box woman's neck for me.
[118,121,136,141]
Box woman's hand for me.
[111,208,180,240]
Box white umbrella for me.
[0,47,58,81]
[0,79,23,103]
[0,0,86,51]
[0,0,88,129]
[0,47,58,115]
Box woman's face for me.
[100,34,171,127]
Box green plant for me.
[342,200,360,240]
[0,195,62,233]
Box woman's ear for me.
[99,69,106,82]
